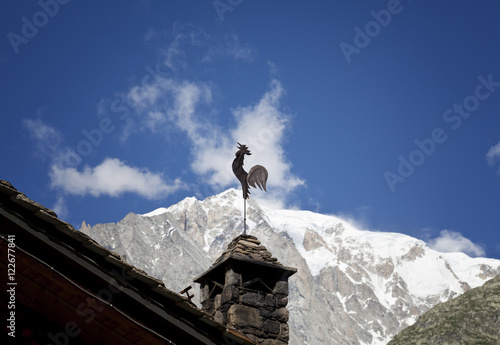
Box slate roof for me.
[0,179,257,345]
[216,234,283,266]
[194,234,297,284]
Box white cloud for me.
[52,196,68,219]
[24,26,298,209]
[333,205,376,232]
[486,140,500,167]
[427,230,485,257]
[23,118,63,158]
[50,157,185,199]
[24,117,186,210]
[126,76,305,207]
[228,79,305,193]
[156,24,255,71]
[128,78,174,111]
[127,78,213,133]
[162,25,197,71]
[168,80,213,136]
[101,25,298,206]
[202,32,256,63]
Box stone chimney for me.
[194,234,297,345]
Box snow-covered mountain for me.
[80,189,500,345]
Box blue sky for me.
[2,1,500,259]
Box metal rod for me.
[244,198,247,234]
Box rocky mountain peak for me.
[81,189,500,345]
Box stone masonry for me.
[195,234,297,345]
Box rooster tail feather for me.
[247,165,268,192]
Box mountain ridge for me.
[388,273,500,344]
[80,189,500,345]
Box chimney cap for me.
[194,234,296,283]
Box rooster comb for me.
[237,142,249,150]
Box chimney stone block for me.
[276,295,288,308]
[214,294,222,310]
[265,320,281,335]
[227,304,261,329]
[273,280,288,295]
[214,310,224,324]
[240,292,266,308]
[280,323,289,341]
[225,267,242,287]
[265,294,276,310]
[221,285,238,305]
[272,307,289,323]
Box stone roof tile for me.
[214,234,283,267]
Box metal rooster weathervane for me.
[232,143,268,234]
